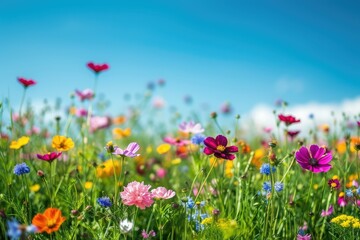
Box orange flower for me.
[112,115,127,125]
[112,127,131,139]
[32,208,66,234]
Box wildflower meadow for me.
[1,62,360,240]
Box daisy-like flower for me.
[18,77,36,88]
[13,163,30,176]
[75,89,94,101]
[151,187,176,200]
[52,136,74,152]
[120,181,154,209]
[321,205,333,217]
[119,219,133,233]
[328,179,341,190]
[203,135,238,160]
[278,114,300,126]
[87,62,109,73]
[10,136,30,150]
[178,121,204,134]
[113,142,140,158]
[32,208,66,234]
[36,152,62,164]
[295,145,332,173]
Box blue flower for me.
[262,181,271,192]
[356,187,360,195]
[7,219,21,240]
[346,189,353,197]
[186,197,195,209]
[191,134,206,145]
[97,196,112,207]
[13,163,30,176]
[260,163,275,175]
[274,182,284,192]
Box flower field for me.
[1,62,360,240]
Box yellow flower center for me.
[216,145,226,152]
[47,219,56,228]
[331,183,337,188]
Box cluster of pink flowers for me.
[120,181,175,209]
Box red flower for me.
[18,77,36,88]
[87,62,109,73]
[278,114,300,126]
[36,152,62,163]
[328,179,341,190]
[286,130,300,140]
[203,135,238,160]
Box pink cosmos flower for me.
[320,205,333,217]
[297,233,311,240]
[178,121,204,134]
[120,181,154,209]
[75,108,88,117]
[295,145,332,173]
[36,152,62,163]
[151,187,175,200]
[113,142,140,158]
[75,89,94,101]
[87,62,109,73]
[163,137,190,146]
[152,96,165,109]
[90,116,112,132]
[141,229,156,239]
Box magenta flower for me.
[18,77,36,88]
[178,121,204,134]
[286,130,300,140]
[87,62,109,73]
[320,205,333,217]
[297,233,311,240]
[120,181,154,209]
[278,114,300,126]
[295,145,332,173]
[151,187,176,200]
[328,179,341,190]
[36,152,62,163]
[141,229,156,239]
[113,142,140,158]
[338,197,346,207]
[75,89,94,101]
[75,108,88,117]
[203,135,238,160]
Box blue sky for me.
[1,0,359,121]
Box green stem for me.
[132,207,139,240]
[110,154,119,207]
[194,158,216,203]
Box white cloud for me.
[244,96,360,136]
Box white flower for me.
[119,219,133,233]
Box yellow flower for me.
[340,221,351,228]
[224,160,234,178]
[84,181,93,189]
[10,136,30,149]
[171,158,182,165]
[146,146,153,154]
[52,135,74,151]
[251,148,265,169]
[209,156,224,167]
[313,184,319,190]
[157,143,171,154]
[112,115,127,125]
[96,159,121,178]
[112,128,131,139]
[30,184,40,192]
[353,221,360,228]
[69,107,77,115]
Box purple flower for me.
[36,152,62,163]
[178,121,204,134]
[203,135,238,160]
[75,89,94,101]
[295,145,332,173]
[113,142,140,158]
[320,205,333,217]
[141,229,156,239]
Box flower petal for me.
[316,164,332,172]
[204,137,217,149]
[309,145,319,158]
[203,147,214,155]
[216,135,228,147]
[126,142,140,153]
[318,153,333,165]
[225,146,238,153]
[314,147,326,159]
